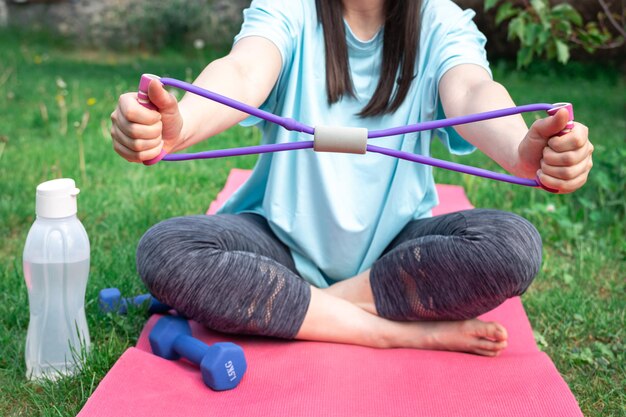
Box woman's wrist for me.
[512,135,542,179]
[171,105,194,152]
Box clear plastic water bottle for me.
[23,178,91,380]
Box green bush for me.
[485,0,625,67]
[90,0,241,52]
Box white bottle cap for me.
[36,178,80,218]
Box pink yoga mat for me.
[78,170,583,417]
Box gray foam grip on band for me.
[313,126,368,154]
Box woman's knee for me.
[136,216,310,339]
[136,217,179,291]
[464,209,543,295]
[136,215,219,292]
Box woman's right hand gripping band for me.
[110,74,183,165]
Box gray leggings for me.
[136,209,542,339]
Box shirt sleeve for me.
[428,3,491,155]
[235,0,303,66]
[233,0,304,127]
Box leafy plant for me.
[485,0,625,67]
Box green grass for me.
[0,29,624,416]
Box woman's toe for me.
[472,320,508,342]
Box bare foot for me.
[300,287,508,357]
[321,272,508,356]
[385,319,509,356]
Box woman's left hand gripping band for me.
[519,103,593,194]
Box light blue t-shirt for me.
[219,0,491,287]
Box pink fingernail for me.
[547,103,574,137]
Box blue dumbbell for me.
[99,288,172,315]
[149,316,247,391]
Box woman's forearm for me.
[173,36,283,152]
[174,58,254,151]
[439,65,533,178]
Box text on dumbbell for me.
[225,360,237,381]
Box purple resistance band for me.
[137,74,575,190]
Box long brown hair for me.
[315,0,422,117]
